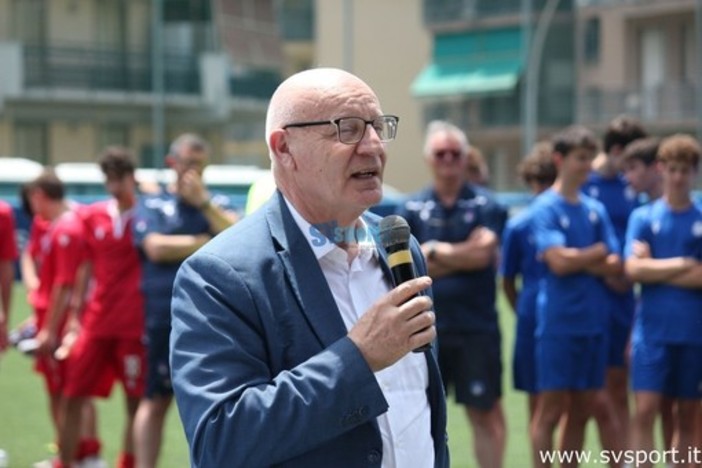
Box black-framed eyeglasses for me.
[282,115,399,145]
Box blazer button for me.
[367,449,381,464]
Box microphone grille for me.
[379,215,411,249]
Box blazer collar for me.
[265,192,349,348]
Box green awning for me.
[411,27,523,98]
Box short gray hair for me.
[423,120,470,157]
[169,133,210,159]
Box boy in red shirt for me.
[61,147,145,468]
[0,200,18,351]
[25,171,87,454]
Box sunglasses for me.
[433,149,463,162]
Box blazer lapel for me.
[266,192,348,348]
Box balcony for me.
[575,0,655,7]
[424,0,572,26]
[23,43,200,94]
[578,83,699,124]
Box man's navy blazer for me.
[170,192,449,467]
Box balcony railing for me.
[424,0,572,25]
[422,88,573,129]
[23,43,200,94]
[578,83,699,124]
[575,0,651,7]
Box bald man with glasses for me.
[170,68,449,468]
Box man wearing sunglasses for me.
[397,120,506,468]
[170,68,449,467]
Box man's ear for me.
[165,155,177,169]
[269,129,297,170]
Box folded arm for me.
[625,241,696,284]
[422,227,498,277]
[666,262,702,289]
[142,233,211,263]
[542,242,608,276]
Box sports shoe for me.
[78,456,108,468]
[9,322,37,347]
[32,458,58,468]
[16,337,40,355]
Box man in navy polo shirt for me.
[132,133,237,468]
[397,120,506,468]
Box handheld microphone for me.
[379,215,431,353]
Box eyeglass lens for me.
[337,116,397,144]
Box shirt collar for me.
[283,196,378,263]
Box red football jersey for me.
[81,200,144,338]
[27,215,50,309]
[33,210,86,329]
[0,201,18,261]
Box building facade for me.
[2,0,699,192]
[576,0,700,137]
[316,0,701,192]
[0,0,281,168]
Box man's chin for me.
[357,188,383,207]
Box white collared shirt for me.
[284,198,434,468]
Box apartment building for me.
[411,0,576,191]
[3,0,698,191]
[0,0,282,168]
[576,0,701,137]
[314,0,575,191]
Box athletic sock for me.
[76,437,102,460]
[116,452,136,468]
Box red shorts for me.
[34,355,66,395]
[63,333,146,398]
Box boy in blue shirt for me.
[625,134,702,465]
[622,137,662,203]
[501,142,556,423]
[530,125,622,467]
[582,116,646,448]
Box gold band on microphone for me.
[387,250,413,268]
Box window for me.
[11,0,45,45]
[682,22,696,84]
[98,125,130,153]
[164,0,211,22]
[14,122,48,164]
[584,17,600,64]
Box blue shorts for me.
[607,316,631,368]
[537,334,607,392]
[438,331,502,410]
[631,337,702,399]
[512,315,537,393]
[606,292,635,367]
[144,326,173,398]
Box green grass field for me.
[1,285,610,467]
